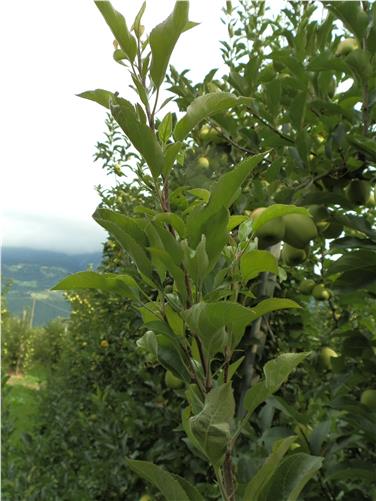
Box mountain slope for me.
[2,247,101,326]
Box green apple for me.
[346,180,371,205]
[366,189,375,207]
[319,347,338,370]
[299,279,315,295]
[335,37,359,56]
[164,370,184,389]
[251,207,285,248]
[198,125,221,143]
[139,495,153,501]
[312,284,331,300]
[197,156,210,168]
[360,389,376,411]
[282,243,308,266]
[283,214,318,249]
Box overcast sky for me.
[1,0,228,254]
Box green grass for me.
[4,365,48,447]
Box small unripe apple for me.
[366,189,375,207]
[139,495,152,501]
[360,389,376,411]
[219,152,229,163]
[198,125,221,143]
[346,180,371,205]
[282,243,308,266]
[251,208,285,248]
[164,370,184,389]
[299,279,315,295]
[312,284,331,301]
[335,37,359,56]
[133,24,145,37]
[197,156,210,168]
[283,214,318,249]
[319,347,338,370]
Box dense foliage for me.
[3,1,376,500]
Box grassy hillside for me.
[2,247,101,326]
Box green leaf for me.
[126,460,190,501]
[156,334,191,382]
[238,219,253,242]
[333,213,376,239]
[327,463,376,482]
[148,248,187,303]
[209,152,267,212]
[163,142,183,177]
[330,237,376,251]
[131,1,146,34]
[229,356,245,378]
[183,302,257,354]
[252,298,301,322]
[327,250,376,275]
[289,90,307,130]
[243,436,298,500]
[268,396,309,425]
[136,330,158,361]
[165,305,184,337]
[326,250,376,289]
[174,92,250,141]
[307,53,349,72]
[187,153,267,248]
[158,113,173,144]
[264,352,310,393]
[348,133,376,161]
[187,188,211,203]
[77,89,114,109]
[244,353,310,416]
[252,204,310,232]
[240,250,278,282]
[144,223,167,281]
[182,406,207,460]
[183,236,210,286]
[93,211,154,280]
[51,271,139,301]
[150,221,183,266]
[95,1,137,62]
[110,96,165,178]
[227,215,248,231]
[172,474,205,501]
[190,383,235,465]
[94,208,147,246]
[202,207,229,271]
[345,49,373,82]
[265,79,281,115]
[153,212,186,239]
[149,2,189,88]
[257,453,323,501]
[243,381,270,418]
[324,1,368,42]
[299,191,353,210]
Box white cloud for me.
[2,209,107,254]
[1,0,227,253]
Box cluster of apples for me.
[299,279,331,301]
[251,208,317,265]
